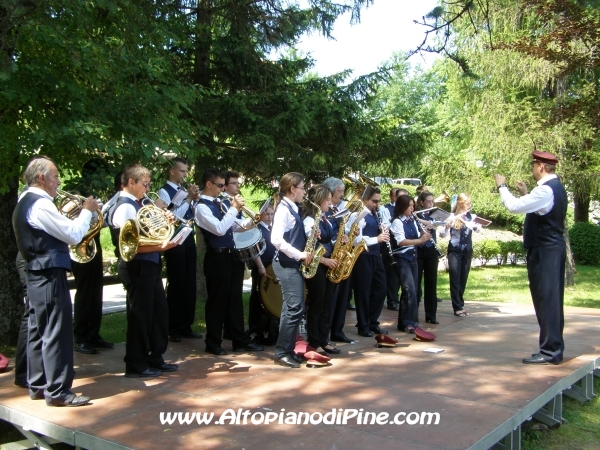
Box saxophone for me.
[327,209,369,283]
[300,198,326,279]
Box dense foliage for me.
[569,222,600,266]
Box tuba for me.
[54,189,103,263]
[119,194,175,262]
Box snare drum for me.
[233,227,266,262]
[259,264,283,319]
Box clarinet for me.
[376,207,396,265]
[412,212,443,258]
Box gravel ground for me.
[472,227,521,242]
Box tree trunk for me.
[0,183,24,346]
[192,0,213,302]
[573,190,590,223]
[563,221,576,287]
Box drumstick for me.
[265,273,279,283]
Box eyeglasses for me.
[295,185,305,190]
[227,181,240,186]
[211,181,225,188]
[136,181,151,188]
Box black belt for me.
[209,247,235,253]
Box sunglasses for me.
[211,181,225,188]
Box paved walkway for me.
[70,278,253,315]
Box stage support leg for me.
[491,424,521,450]
[564,371,596,403]
[11,424,59,450]
[532,393,563,429]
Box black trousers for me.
[27,268,75,402]
[15,253,28,386]
[384,255,400,307]
[448,248,473,312]
[417,246,439,321]
[71,234,104,345]
[329,277,351,339]
[305,264,336,348]
[527,245,565,362]
[352,254,386,334]
[124,259,168,373]
[204,250,249,349]
[164,233,197,337]
[394,257,419,328]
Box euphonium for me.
[119,194,175,262]
[54,189,103,263]
[300,196,326,279]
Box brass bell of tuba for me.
[54,189,103,263]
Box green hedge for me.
[569,222,600,266]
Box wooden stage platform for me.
[1,301,599,450]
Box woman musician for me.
[390,195,431,333]
[302,185,340,356]
[439,193,482,317]
[415,191,440,324]
[270,173,313,369]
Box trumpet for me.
[54,189,103,263]
[218,193,261,229]
[119,195,175,262]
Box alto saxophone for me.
[300,198,326,279]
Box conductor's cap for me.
[532,151,559,165]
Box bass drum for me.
[233,227,266,262]
[259,264,282,319]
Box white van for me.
[393,178,422,186]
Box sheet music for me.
[170,189,188,208]
[170,226,193,245]
[473,216,492,226]
[429,209,451,222]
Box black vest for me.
[362,213,381,256]
[258,224,276,266]
[12,192,71,271]
[523,177,567,248]
[161,183,194,221]
[198,198,235,249]
[390,217,418,261]
[276,201,306,268]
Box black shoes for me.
[206,346,228,355]
[46,393,90,407]
[74,343,97,355]
[90,338,114,349]
[331,334,354,344]
[182,332,203,339]
[522,355,560,365]
[347,304,356,311]
[426,319,439,324]
[290,353,304,364]
[322,346,341,355]
[125,367,163,378]
[274,355,300,368]
[232,342,265,352]
[358,331,373,337]
[152,363,179,372]
[14,380,29,389]
[371,327,388,335]
[29,389,45,400]
[387,303,399,311]
[170,335,182,342]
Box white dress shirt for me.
[194,194,253,236]
[390,215,419,252]
[499,174,556,215]
[111,192,139,228]
[158,180,193,219]
[20,187,92,245]
[271,197,303,260]
[346,207,379,247]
